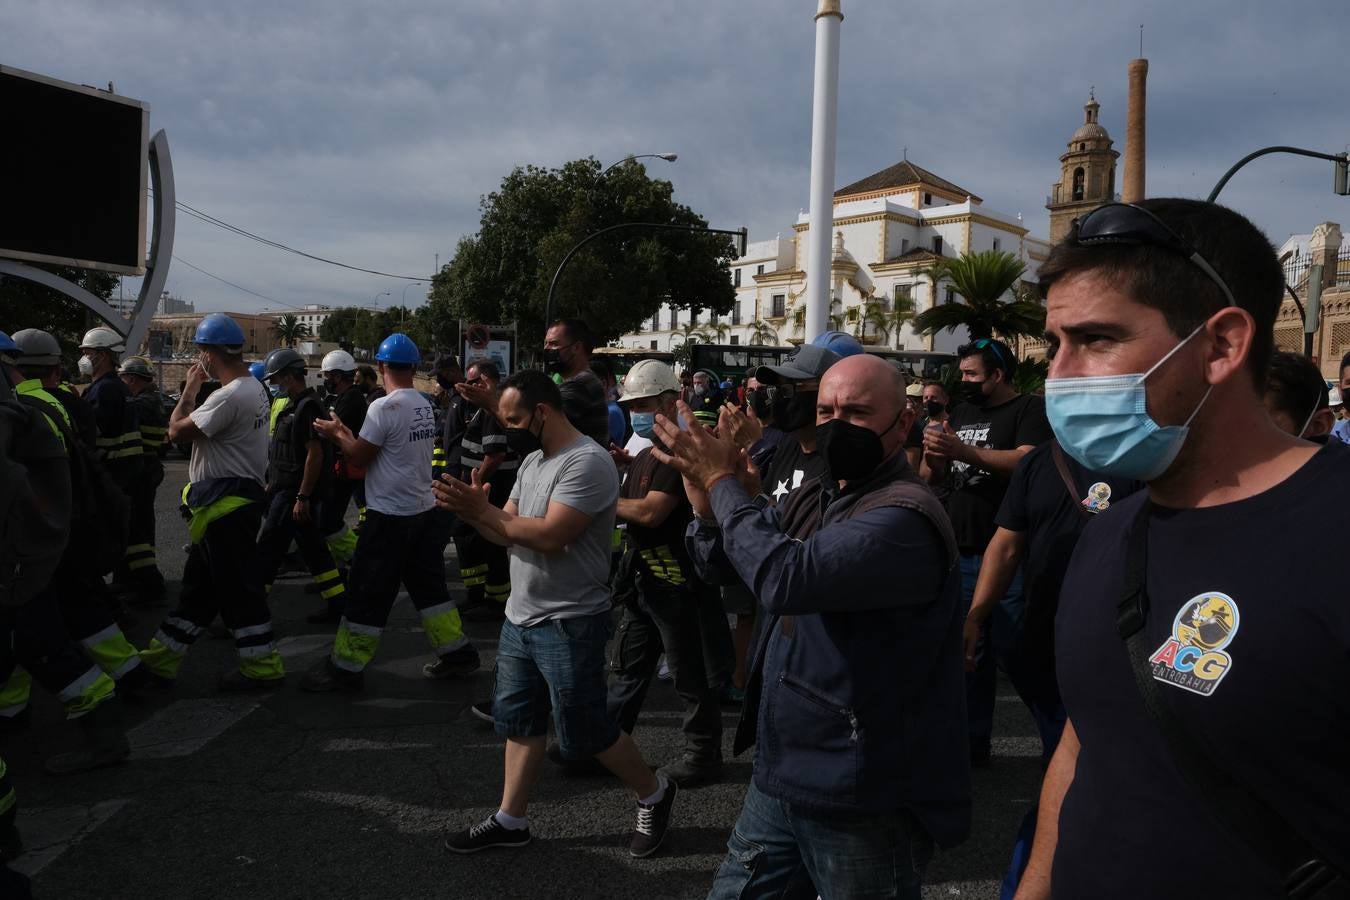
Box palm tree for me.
[747,319,779,345]
[910,250,1045,341]
[272,314,312,348]
[705,321,732,343]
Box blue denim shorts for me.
[494,611,619,759]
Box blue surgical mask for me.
[1045,323,1212,481]
[630,411,656,439]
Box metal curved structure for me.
[0,129,175,353]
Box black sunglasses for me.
[1073,203,1238,307]
[971,338,1011,374]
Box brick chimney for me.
[1123,58,1148,203]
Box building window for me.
[1078,142,1086,152]
[901,238,910,254]
[923,192,932,205]
[945,286,957,304]
[894,284,912,304]
[733,269,741,287]
[651,313,660,331]
[669,308,677,330]
[650,340,658,350]
[756,264,764,276]
[932,236,943,255]
[731,301,742,325]
[690,308,699,325]
[992,238,1001,252]
[771,294,786,318]
[1072,167,1085,201]
[730,335,740,346]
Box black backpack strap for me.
[1050,441,1093,521]
[1117,501,1347,899]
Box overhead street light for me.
[400,281,424,325]
[1207,145,1350,202]
[600,153,678,179]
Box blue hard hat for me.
[249,362,266,382]
[811,330,864,358]
[0,330,16,353]
[193,313,246,348]
[376,332,420,365]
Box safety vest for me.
[268,395,288,436]
[268,390,323,488]
[16,379,72,446]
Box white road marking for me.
[126,697,262,760]
[9,799,130,877]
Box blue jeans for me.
[960,554,1065,760]
[707,783,932,900]
[494,611,619,759]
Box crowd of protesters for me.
[2,197,1349,898]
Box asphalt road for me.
[5,458,1043,899]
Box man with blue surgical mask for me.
[604,359,724,787]
[1015,199,1350,900]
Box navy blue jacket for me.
[689,453,971,848]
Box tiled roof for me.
[834,160,980,202]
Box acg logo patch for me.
[1149,592,1239,697]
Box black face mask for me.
[816,413,901,482]
[747,389,771,421]
[504,412,542,455]
[958,380,988,407]
[541,347,569,375]
[774,389,816,432]
[924,399,945,418]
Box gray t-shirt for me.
[188,375,270,486]
[506,434,619,626]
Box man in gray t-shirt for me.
[435,370,679,858]
[506,435,617,625]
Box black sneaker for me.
[444,815,531,854]
[656,755,724,788]
[299,659,364,693]
[421,645,481,679]
[629,779,678,858]
[469,699,495,725]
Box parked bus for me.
[593,346,675,380]
[861,347,957,381]
[687,344,793,383]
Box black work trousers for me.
[607,574,723,763]
[320,477,360,537]
[254,488,342,594]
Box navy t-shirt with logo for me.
[1053,442,1350,897]
[995,441,1143,665]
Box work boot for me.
[656,755,724,788]
[299,658,363,693]
[218,670,285,693]
[469,699,495,725]
[421,645,481,679]
[43,698,131,776]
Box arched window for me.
[1078,143,1086,151]
[1072,167,1085,201]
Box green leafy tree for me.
[425,158,736,350]
[911,250,1045,341]
[0,264,120,359]
[272,313,312,347]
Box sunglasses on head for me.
[970,338,1012,375]
[1073,203,1238,308]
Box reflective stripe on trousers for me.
[419,601,468,656]
[332,619,383,672]
[125,542,158,571]
[0,670,32,719]
[79,624,143,679]
[56,665,117,718]
[313,568,346,600]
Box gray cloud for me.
[3,0,1346,314]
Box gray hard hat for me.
[11,329,62,366]
[263,347,306,379]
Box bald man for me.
[654,354,971,899]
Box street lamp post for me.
[1207,145,1350,202]
[400,282,424,326]
[599,152,677,179]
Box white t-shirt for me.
[360,387,436,515]
[188,375,270,485]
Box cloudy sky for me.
[4,1,1347,316]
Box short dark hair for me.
[589,359,614,384]
[1038,198,1283,384]
[550,318,594,353]
[357,365,377,382]
[381,361,413,373]
[502,369,562,411]
[1340,351,1350,377]
[957,338,1016,380]
[468,359,500,381]
[1265,351,1329,424]
[432,352,462,373]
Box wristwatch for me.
[296,494,310,502]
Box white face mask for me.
[78,356,94,377]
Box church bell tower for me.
[1047,91,1120,244]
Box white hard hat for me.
[321,349,357,373]
[620,359,681,403]
[79,326,126,353]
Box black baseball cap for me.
[753,344,841,384]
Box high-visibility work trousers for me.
[116,459,165,591]
[141,502,284,682]
[0,599,116,721]
[331,509,467,673]
[254,488,346,604]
